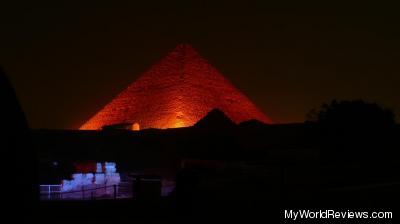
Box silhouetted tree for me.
[307,99,395,129]
[307,100,398,185]
[308,99,397,147]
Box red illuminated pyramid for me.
[80,44,271,130]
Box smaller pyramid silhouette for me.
[81,44,271,130]
[194,109,236,129]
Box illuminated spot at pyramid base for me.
[132,122,140,131]
[172,119,185,128]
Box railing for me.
[40,182,132,201]
[40,185,62,200]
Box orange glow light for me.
[132,123,140,131]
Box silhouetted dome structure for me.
[0,67,37,221]
[80,44,271,130]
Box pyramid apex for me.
[173,43,197,52]
[175,43,194,48]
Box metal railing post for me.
[82,186,85,199]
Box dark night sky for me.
[1,1,399,129]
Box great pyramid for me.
[80,44,271,130]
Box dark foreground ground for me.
[35,184,400,223]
